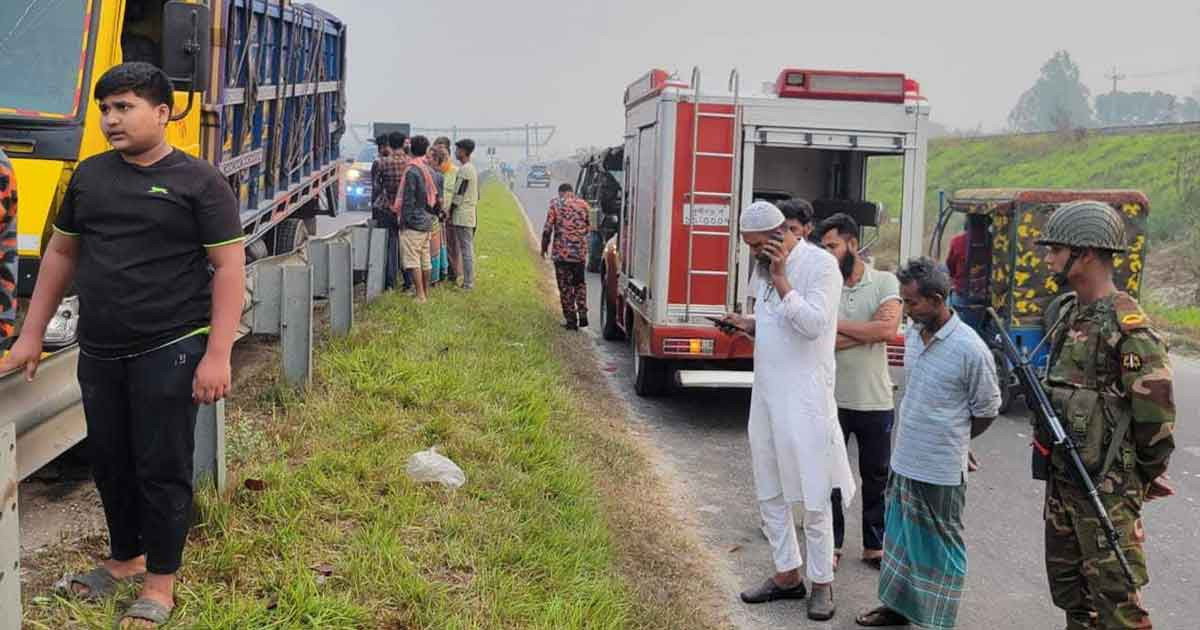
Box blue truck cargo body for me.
[213,0,347,245]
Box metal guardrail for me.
[0,221,388,626]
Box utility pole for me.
[1104,66,1126,123]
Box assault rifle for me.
[986,307,1135,586]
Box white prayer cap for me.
[739,200,785,233]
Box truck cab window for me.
[121,0,164,65]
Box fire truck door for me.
[734,138,756,313]
[628,125,658,308]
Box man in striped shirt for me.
[856,257,1000,630]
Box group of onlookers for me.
[369,132,479,302]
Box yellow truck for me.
[0,0,347,345]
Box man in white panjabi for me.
[720,201,856,622]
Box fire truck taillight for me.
[663,338,715,356]
[774,69,915,104]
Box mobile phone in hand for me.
[705,315,745,333]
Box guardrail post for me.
[328,238,353,336]
[193,401,226,491]
[281,262,313,387]
[1,424,20,629]
[308,236,331,298]
[353,226,387,300]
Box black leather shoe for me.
[739,578,806,604]
[562,322,578,330]
[808,584,835,620]
[578,317,589,328]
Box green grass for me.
[1146,302,1200,344]
[24,181,702,629]
[866,130,1200,249]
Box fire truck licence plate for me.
[683,204,730,226]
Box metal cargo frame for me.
[208,0,347,246]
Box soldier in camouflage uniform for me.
[1037,201,1175,630]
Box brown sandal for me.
[856,606,909,627]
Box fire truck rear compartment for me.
[750,146,880,226]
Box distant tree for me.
[1096,90,1182,125]
[1008,51,1095,132]
[1180,97,1200,122]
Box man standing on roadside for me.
[433,137,457,283]
[719,201,854,622]
[450,138,479,290]
[541,183,590,330]
[372,132,407,290]
[815,213,901,572]
[394,135,437,303]
[777,197,815,242]
[0,63,245,628]
[1036,201,1175,630]
[856,258,1000,630]
[0,148,17,350]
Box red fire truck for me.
[601,67,930,396]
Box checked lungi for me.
[878,473,968,630]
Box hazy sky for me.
[317,0,1200,158]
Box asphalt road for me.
[516,183,1200,629]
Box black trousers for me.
[77,334,206,575]
[831,408,893,551]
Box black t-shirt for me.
[54,149,242,358]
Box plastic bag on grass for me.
[406,447,466,488]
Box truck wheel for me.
[632,325,668,397]
[600,276,625,341]
[271,218,309,255]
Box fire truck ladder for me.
[683,67,741,322]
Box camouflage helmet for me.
[1035,200,1128,253]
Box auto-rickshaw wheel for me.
[992,348,1015,414]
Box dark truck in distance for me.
[575,146,624,272]
[526,164,552,188]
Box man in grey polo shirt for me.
[816,213,902,572]
[856,257,1000,630]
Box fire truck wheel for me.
[600,278,625,341]
[632,324,669,396]
[633,352,668,397]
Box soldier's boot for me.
[1060,610,1097,630]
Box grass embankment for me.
[1145,303,1200,351]
[865,131,1200,344]
[27,181,722,629]
[867,130,1200,241]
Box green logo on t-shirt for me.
[149,186,169,195]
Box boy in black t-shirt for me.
[0,63,244,627]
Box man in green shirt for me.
[450,139,479,289]
[816,213,902,571]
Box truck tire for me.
[632,325,668,397]
[600,275,625,341]
[271,218,309,255]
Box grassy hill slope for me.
[865,129,1200,344]
[867,130,1200,241]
